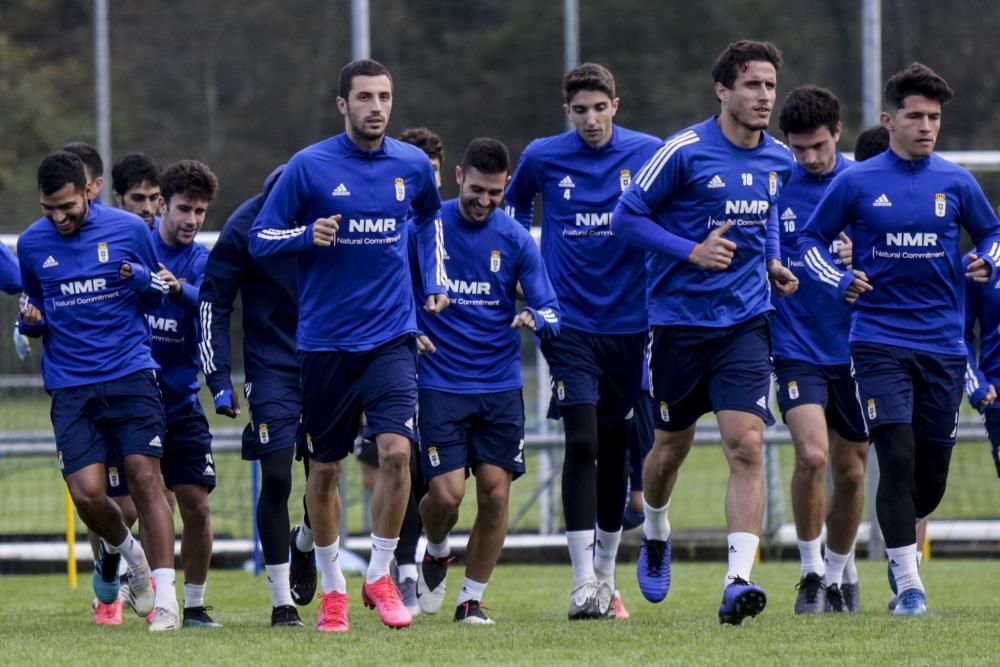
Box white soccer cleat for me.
[127,560,155,617]
[148,606,180,632]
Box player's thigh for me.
[594,331,646,428]
[101,370,167,459]
[471,389,527,481]
[300,350,365,463]
[707,315,774,427]
[242,378,301,461]
[648,325,712,432]
[541,327,601,414]
[50,384,108,480]
[912,352,965,447]
[162,406,217,493]
[849,342,914,430]
[360,335,418,443]
[824,363,869,443]
[418,388,475,481]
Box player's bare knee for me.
[429,477,464,510]
[477,483,510,521]
[724,433,763,469]
[794,444,828,478]
[377,440,410,474]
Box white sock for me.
[642,497,671,541]
[823,548,850,588]
[887,544,923,593]
[296,523,314,552]
[315,539,347,594]
[797,535,825,577]
[398,563,418,582]
[265,562,294,607]
[593,527,622,584]
[107,533,145,568]
[151,568,177,611]
[455,577,488,605]
[843,541,859,584]
[183,582,206,609]
[916,551,924,567]
[367,534,399,583]
[426,537,451,558]
[725,532,759,585]
[566,530,596,588]
[117,557,128,577]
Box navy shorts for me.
[50,369,165,480]
[628,394,656,489]
[418,388,526,481]
[162,402,216,491]
[648,314,775,431]
[300,335,418,463]
[541,327,645,427]
[773,358,868,442]
[242,377,304,461]
[850,342,964,446]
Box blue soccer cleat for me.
[891,588,927,616]
[92,540,121,604]
[718,577,767,625]
[636,536,671,603]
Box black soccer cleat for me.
[289,525,317,606]
[271,604,304,627]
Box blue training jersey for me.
[248,133,446,352]
[771,154,854,365]
[503,126,661,334]
[964,253,1000,411]
[617,116,793,328]
[799,150,1000,357]
[17,205,167,390]
[417,200,560,393]
[151,223,208,417]
[0,243,21,294]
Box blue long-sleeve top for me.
[248,133,445,352]
[771,154,854,365]
[0,243,21,294]
[199,171,299,397]
[612,116,792,328]
[964,253,1000,411]
[417,199,559,393]
[798,149,1000,357]
[503,126,661,334]
[16,205,167,390]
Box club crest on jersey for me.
[108,466,120,487]
[768,171,778,196]
[394,177,406,202]
[787,381,799,400]
[259,423,269,444]
[556,380,565,401]
[620,169,631,192]
[490,250,501,272]
[867,398,877,420]
[427,446,441,467]
[97,242,109,263]
[659,401,670,422]
[935,193,946,218]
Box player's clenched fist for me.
[312,215,341,247]
[689,220,736,270]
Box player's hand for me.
[845,269,873,303]
[312,215,341,247]
[213,388,241,418]
[966,253,993,283]
[157,263,182,296]
[20,301,42,326]
[767,260,799,297]
[689,220,736,270]
[119,262,133,280]
[424,293,450,314]
[416,334,436,355]
[511,309,537,331]
[837,232,853,269]
[979,384,998,409]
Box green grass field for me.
[0,561,997,666]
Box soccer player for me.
[63,142,105,200]
[249,58,448,632]
[415,138,560,625]
[854,124,889,162]
[503,63,662,620]
[771,86,869,614]
[147,160,221,628]
[798,63,1000,616]
[611,40,798,625]
[199,165,316,627]
[966,239,1000,475]
[17,151,178,630]
[112,153,162,229]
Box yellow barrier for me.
[64,484,77,589]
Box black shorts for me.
[242,377,305,461]
[773,358,868,442]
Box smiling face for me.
[338,74,393,148]
[717,60,778,135]
[40,182,90,236]
[565,89,619,149]
[159,193,208,246]
[884,94,941,160]
[456,165,508,224]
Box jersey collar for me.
[571,125,620,152]
[336,132,389,158]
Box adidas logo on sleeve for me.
[873,194,892,207]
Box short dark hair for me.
[712,40,783,89]
[461,138,510,176]
[161,160,219,204]
[563,63,616,104]
[112,152,161,196]
[884,62,953,110]
[398,127,445,164]
[338,58,392,99]
[37,151,87,196]
[778,85,841,136]
[854,124,890,161]
[62,142,104,178]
